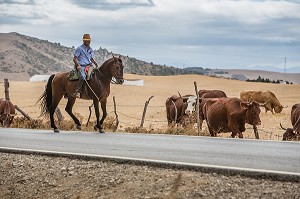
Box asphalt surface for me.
[0,128,300,176]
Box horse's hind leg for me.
[65,97,81,130]
[50,95,63,133]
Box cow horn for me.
[177,91,182,98]
[247,99,253,106]
[293,117,300,132]
[259,101,268,107]
[280,123,287,130]
[281,105,288,108]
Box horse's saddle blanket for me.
[68,66,95,81]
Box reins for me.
[83,59,122,101]
[96,67,118,84]
[84,78,99,101]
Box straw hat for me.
[83,34,91,41]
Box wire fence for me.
[0,79,288,141]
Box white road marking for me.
[1,146,299,177]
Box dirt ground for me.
[0,74,299,140]
[0,152,299,199]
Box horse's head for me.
[111,55,124,84]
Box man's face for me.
[83,40,90,47]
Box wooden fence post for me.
[140,96,154,128]
[4,79,10,101]
[86,103,93,127]
[55,107,63,122]
[14,105,32,121]
[194,81,201,135]
[113,96,119,132]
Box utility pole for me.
[284,57,287,73]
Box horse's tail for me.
[37,74,55,117]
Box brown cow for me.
[0,99,15,127]
[198,98,227,129]
[240,90,287,114]
[199,90,227,98]
[291,103,300,134]
[281,103,300,140]
[280,124,296,141]
[203,98,261,138]
[166,95,197,126]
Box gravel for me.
[0,152,299,199]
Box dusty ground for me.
[0,152,299,199]
[0,74,300,140]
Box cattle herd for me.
[1,88,299,141]
[166,90,300,141]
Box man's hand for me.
[91,58,98,67]
[77,65,81,71]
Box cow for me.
[291,103,300,134]
[199,90,227,98]
[0,99,15,127]
[198,97,227,130]
[240,90,287,114]
[280,124,296,141]
[166,94,197,126]
[280,103,300,141]
[203,98,261,138]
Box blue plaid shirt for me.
[74,44,94,66]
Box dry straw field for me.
[1,74,299,140]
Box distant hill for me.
[210,69,300,84]
[0,32,202,80]
[246,66,300,73]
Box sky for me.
[0,0,300,72]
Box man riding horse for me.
[73,34,99,98]
[38,33,124,133]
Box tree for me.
[257,76,262,82]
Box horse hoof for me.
[94,125,98,131]
[77,125,81,130]
[54,128,60,133]
[99,128,105,133]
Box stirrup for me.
[75,92,81,98]
[71,92,81,98]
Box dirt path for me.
[0,153,299,199]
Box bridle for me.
[95,59,124,84]
[96,68,118,84]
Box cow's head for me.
[182,96,197,115]
[293,117,300,133]
[283,128,296,141]
[241,101,261,126]
[274,105,288,113]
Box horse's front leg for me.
[99,99,107,133]
[93,99,102,132]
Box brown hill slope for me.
[0,32,202,80]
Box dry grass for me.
[1,73,300,140]
[10,115,116,132]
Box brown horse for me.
[38,56,124,133]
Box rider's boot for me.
[73,77,84,98]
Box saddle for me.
[67,66,95,81]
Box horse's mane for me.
[99,57,114,69]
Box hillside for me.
[210,69,300,84]
[0,32,203,80]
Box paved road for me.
[0,128,300,176]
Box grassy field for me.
[1,74,299,140]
